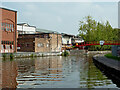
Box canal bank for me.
[0,52,62,59]
[0,50,111,59]
[93,54,120,88]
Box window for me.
[1,45,4,49]
[12,28,14,32]
[3,28,5,31]
[37,43,44,47]
[10,45,12,49]
[12,45,14,49]
[1,41,3,44]
[3,45,6,49]
[6,45,10,49]
[3,41,5,44]
[3,23,5,26]
[6,41,7,44]
[67,41,69,44]
[26,44,30,47]
[46,44,49,47]
[10,41,11,44]
[8,24,9,27]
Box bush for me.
[88,45,111,51]
[42,54,44,57]
[30,54,34,58]
[10,53,14,59]
[2,53,6,59]
[61,51,69,56]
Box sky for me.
[1,1,118,35]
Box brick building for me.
[0,7,17,53]
[17,32,62,52]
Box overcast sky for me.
[1,2,118,35]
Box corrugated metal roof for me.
[36,28,60,34]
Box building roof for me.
[36,28,60,34]
[0,7,17,12]
[17,23,36,28]
[61,33,75,37]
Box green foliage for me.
[105,53,120,61]
[42,54,44,57]
[2,53,6,59]
[10,53,14,60]
[78,16,119,51]
[88,45,111,51]
[30,54,34,58]
[61,51,70,56]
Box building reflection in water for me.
[1,59,18,88]
[0,58,2,89]
[34,56,63,81]
[0,55,119,88]
[16,56,63,88]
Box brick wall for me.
[0,8,17,53]
[17,33,62,52]
[35,38,50,52]
[17,35,35,52]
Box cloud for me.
[1,2,118,35]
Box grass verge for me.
[105,53,120,61]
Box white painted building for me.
[72,36,84,44]
[17,23,36,34]
[62,33,74,45]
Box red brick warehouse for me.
[0,7,17,53]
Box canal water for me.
[0,55,119,88]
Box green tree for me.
[78,16,118,50]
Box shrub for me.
[10,53,14,60]
[30,54,34,58]
[42,54,44,57]
[61,50,69,56]
[2,53,6,59]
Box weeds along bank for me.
[0,50,111,60]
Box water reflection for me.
[93,59,120,88]
[0,55,119,88]
[1,60,18,88]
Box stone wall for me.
[49,34,62,52]
[112,45,120,57]
[35,38,50,52]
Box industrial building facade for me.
[0,8,17,53]
[17,33,62,52]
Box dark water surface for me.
[0,55,119,88]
